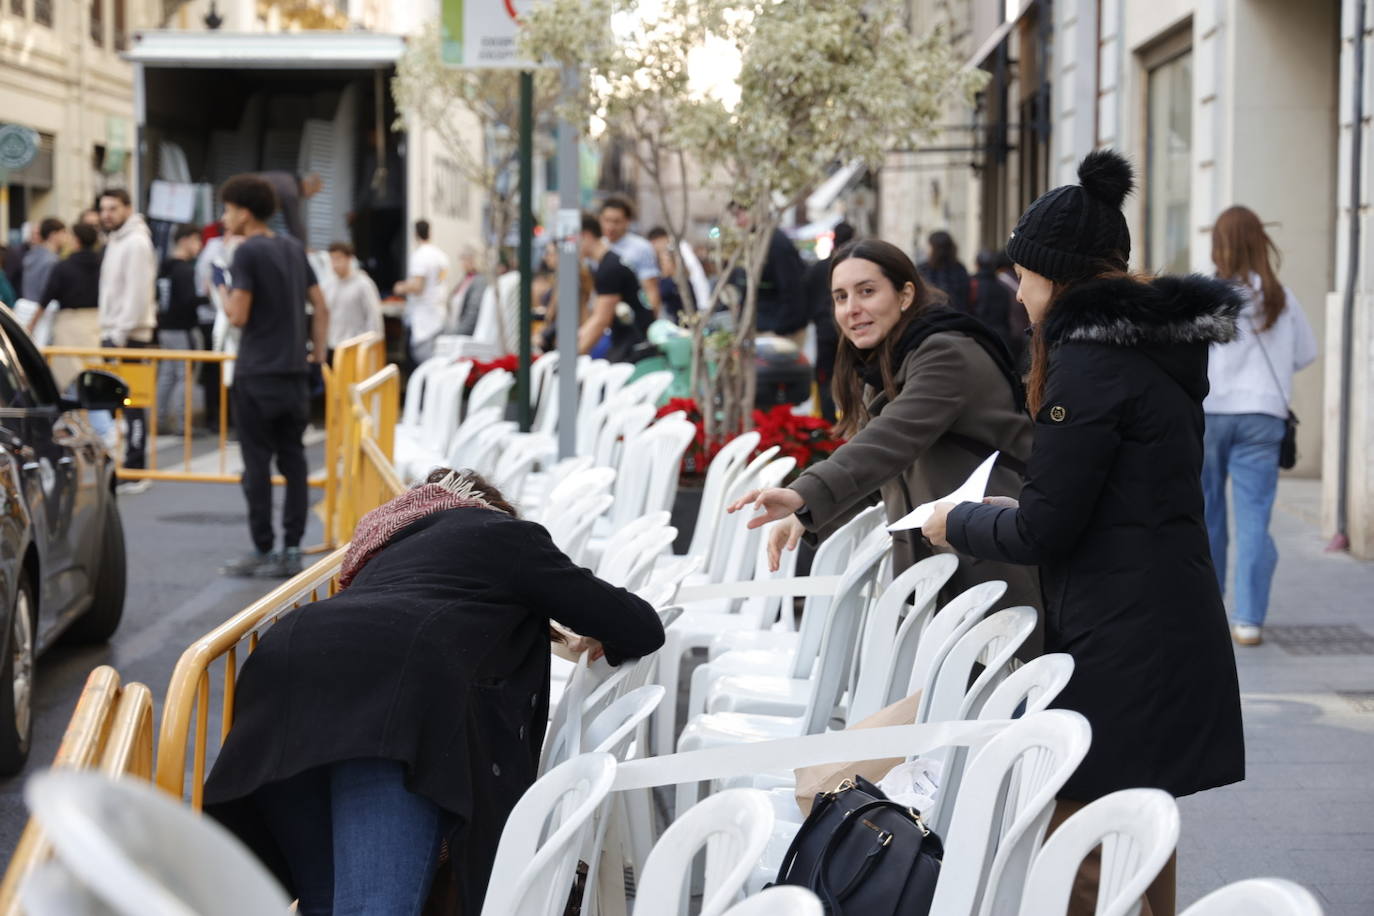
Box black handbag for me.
[1249,316,1299,470]
[774,775,943,914]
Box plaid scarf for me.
[339,473,503,589]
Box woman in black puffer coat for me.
[924,150,1244,916]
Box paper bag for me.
[792,690,923,816]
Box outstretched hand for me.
[726,487,805,530]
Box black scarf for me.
[856,307,1026,412]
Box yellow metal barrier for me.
[155,364,403,807]
[0,667,155,914]
[43,334,389,553]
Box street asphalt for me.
[0,468,1367,912]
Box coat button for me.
[1049,406,1067,422]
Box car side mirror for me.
[71,370,130,411]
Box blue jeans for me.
[255,758,452,916]
[1202,413,1285,627]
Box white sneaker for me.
[115,479,152,496]
[1231,624,1262,647]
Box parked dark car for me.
[0,305,129,774]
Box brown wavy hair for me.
[1211,205,1285,331]
[829,240,940,437]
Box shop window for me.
[9,0,24,19]
[90,0,103,45]
[33,0,49,26]
[1145,47,1193,274]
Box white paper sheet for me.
[887,451,1001,531]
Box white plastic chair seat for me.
[707,629,799,659]
[1179,878,1324,916]
[677,709,806,751]
[721,886,823,916]
[705,672,814,717]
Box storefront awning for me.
[964,1,1034,70]
[124,30,406,68]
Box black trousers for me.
[233,374,309,553]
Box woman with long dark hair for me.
[729,238,1041,652]
[1204,206,1317,646]
[923,150,1245,915]
[203,469,664,915]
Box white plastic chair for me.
[680,430,762,561]
[721,886,823,916]
[443,405,504,471]
[546,492,615,561]
[528,350,561,435]
[1015,789,1181,916]
[609,417,696,528]
[400,355,451,429]
[492,432,557,498]
[467,421,518,478]
[633,789,775,916]
[1180,878,1324,916]
[22,769,292,916]
[594,403,657,471]
[481,753,618,916]
[463,366,515,420]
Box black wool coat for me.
[947,274,1246,802]
[202,508,664,913]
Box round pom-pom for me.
[1077,149,1135,209]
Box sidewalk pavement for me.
[1176,478,1374,914]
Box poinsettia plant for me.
[655,397,844,484]
[462,354,537,389]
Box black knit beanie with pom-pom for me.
[1006,149,1135,283]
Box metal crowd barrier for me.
[42,332,389,553]
[0,666,155,914]
[154,364,403,808]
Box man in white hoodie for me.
[98,189,158,491]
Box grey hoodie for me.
[98,212,158,346]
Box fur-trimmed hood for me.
[1044,274,1242,348]
[1044,273,1243,403]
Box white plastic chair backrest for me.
[22,859,119,915]
[594,403,655,469]
[578,385,631,456]
[481,753,618,916]
[401,355,450,428]
[1014,788,1180,916]
[429,361,474,447]
[601,361,636,400]
[686,431,762,559]
[642,554,705,607]
[529,351,561,435]
[548,466,617,512]
[705,447,784,582]
[1179,879,1324,916]
[23,770,293,916]
[709,458,798,596]
[468,421,518,478]
[801,537,891,734]
[928,709,1092,916]
[464,367,515,419]
[610,417,686,527]
[559,494,616,565]
[847,554,960,721]
[924,606,1037,726]
[640,418,698,519]
[547,493,615,558]
[901,580,1007,703]
[720,886,824,916]
[445,406,504,468]
[493,433,557,497]
[622,527,680,593]
[737,519,802,629]
[531,456,597,520]
[597,511,672,578]
[586,685,666,760]
[578,358,611,414]
[618,370,673,408]
[633,789,775,916]
[783,504,886,678]
[979,653,1075,722]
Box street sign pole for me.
[517,70,534,432]
[555,65,581,459]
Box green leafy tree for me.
[523,0,982,443]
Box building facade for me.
[0,0,158,243]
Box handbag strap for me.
[812,798,931,910]
[1245,312,1292,412]
[776,789,841,882]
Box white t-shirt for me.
[609,232,660,284]
[406,242,450,344]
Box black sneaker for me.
[254,547,304,579]
[222,550,275,577]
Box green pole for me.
[517,70,535,432]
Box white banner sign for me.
[442,0,543,68]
